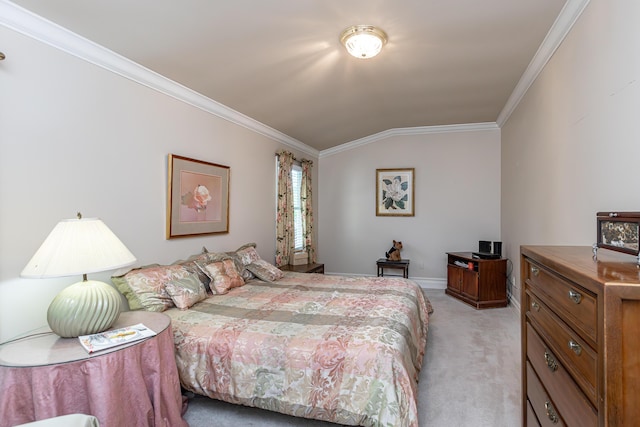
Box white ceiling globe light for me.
[340,25,388,59]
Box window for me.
[291,164,304,251]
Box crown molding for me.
[319,122,500,158]
[496,0,591,126]
[0,0,319,158]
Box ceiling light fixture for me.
[340,25,388,59]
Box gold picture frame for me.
[376,168,415,216]
[167,154,230,238]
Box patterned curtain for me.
[301,159,316,263]
[275,151,294,266]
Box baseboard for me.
[508,294,521,317]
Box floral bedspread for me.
[165,272,432,427]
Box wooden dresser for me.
[521,246,640,426]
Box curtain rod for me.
[275,150,313,165]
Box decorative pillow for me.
[165,272,207,310]
[173,250,227,293]
[196,258,244,294]
[246,259,284,282]
[234,243,260,265]
[232,243,261,281]
[112,264,191,312]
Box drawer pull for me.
[544,401,560,424]
[568,340,582,356]
[568,289,582,304]
[530,266,540,276]
[531,301,540,312]
[544,351,558,372]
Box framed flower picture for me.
[376,168,415,216]
[167,154,230,238]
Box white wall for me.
[0,26,317,341]
[501,0,640,305]
[318,128,502,286]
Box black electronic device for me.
[479,240,492,253]
[493,241,502,257]
[472,251,501,259]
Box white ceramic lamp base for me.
[47,279,122,338]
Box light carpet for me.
[181,289,521,426]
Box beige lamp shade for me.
[21,215,136,337]
[21,217,136,278]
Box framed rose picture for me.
[167,154,230,238]
[376,168,415,216]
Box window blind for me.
[291,164,303,250]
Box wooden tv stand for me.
[445,252,507,309]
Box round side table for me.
[0,311,188,427]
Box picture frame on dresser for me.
[167,154,230,239]
[596,211,640,257]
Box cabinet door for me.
[461,269,479,300]
[447,265,462,293]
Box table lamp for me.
[21,213,136,338]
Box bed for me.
[165,272,431,427]
[112,246,431,427]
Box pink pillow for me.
[111,264,190,312]
[197,259,244,294]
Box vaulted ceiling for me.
[10,0,568,151]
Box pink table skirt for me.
[0,322,188,427]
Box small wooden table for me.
[376,258,410,278]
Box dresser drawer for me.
[526,290,597,404]
[526,400,541,427]
[527,323,597,426]
[524,258,597,346]
[527,362,565,427]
